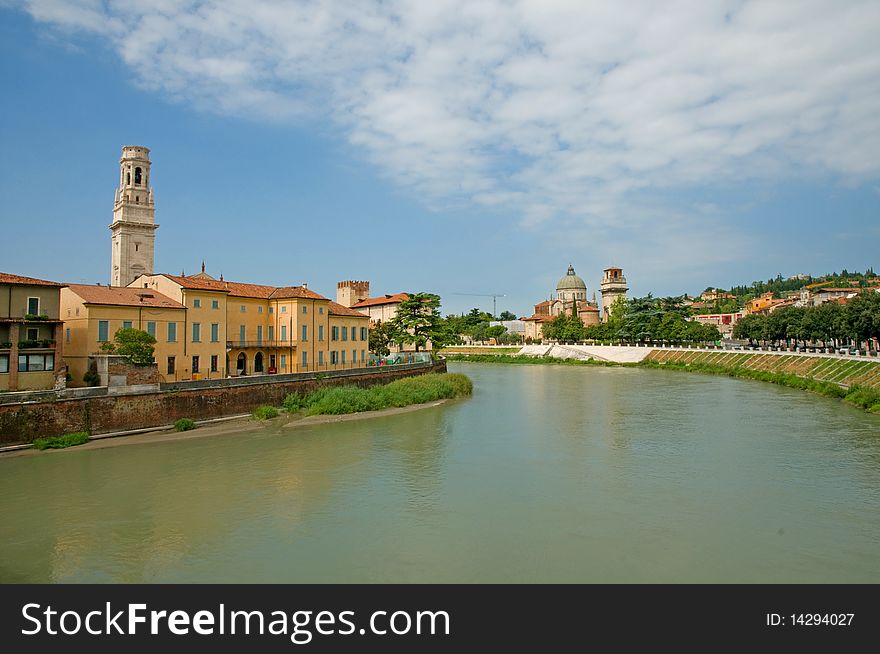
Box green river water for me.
[1,362,878,583]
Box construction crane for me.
[452,293,507,319]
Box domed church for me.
[522,264,601,340]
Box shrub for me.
[253,405,279,420]
[83,369,101,386]
[33,431,90,450]
[282,392,305,412]
[174,418,196,432]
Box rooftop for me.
[352,293,409,308]
[0,272,63,287]
[327,301,370,318]
[67,284,184,309]
[154,274,328,300]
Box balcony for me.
[226,341,297,349]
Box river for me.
[1,362,878,583]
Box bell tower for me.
[110,145,158,286]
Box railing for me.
[226,340,296,348]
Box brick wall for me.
[0,360,447,444]
[107,359,159,385]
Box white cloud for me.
[20,0,880,234]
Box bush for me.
[33,431,90,450]
[174,418,196,432]
[83,369,101,386]
[253,405,279,420]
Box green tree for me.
[368,320,395,357]
[105,327,156,365]
[388,292,445,352]
[542,312,586,342]
[498,310,517,321]
[844,290,880,349]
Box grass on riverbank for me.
[253,405,280,420]
[32,431,90,450]
[282,373,473,416]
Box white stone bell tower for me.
[110,145,158,286]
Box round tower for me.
[110,146,158,286]
[600,267,628,322]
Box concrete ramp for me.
[517,344,653,363]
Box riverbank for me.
[0,397,457,459]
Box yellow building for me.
[61,284,188,385]
[132,272,370,375]
[0,272,65,391]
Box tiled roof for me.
[523,314,555,322]
[269,286,329,301]
[327,301,369,318]
[0,272,63,287]
[159,275,327,300]
[67,284,184,309]
[352,293,409,308]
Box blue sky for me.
[1,1,878,317]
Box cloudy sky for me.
[1,0,878,315]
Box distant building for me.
[338,280,429,352]
[522,265,601,340]
[810,287,858,307]
[699,288,736,302]
[599,267,628,322]
[691,312,744,337]
[0,272,65,391]
[110,146,158,287]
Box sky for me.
[1,1,878,317]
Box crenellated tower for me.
[110,145,158,286]
[337,280,370,307]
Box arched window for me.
[126,172,130,185]
[134,167,142,185]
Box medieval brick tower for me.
[336,280,370,308]
[110,146,158,286]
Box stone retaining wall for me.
[0,360,446,444]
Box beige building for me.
[0,272,65,391]
[133,271,370,375]
[62,284,187,385]
[599,267,628,322]
[110,146,158,287]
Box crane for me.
[452,292,507,319]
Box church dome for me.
[556,265,587,292]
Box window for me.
[301,325,308,342]
[281,306,287,313]
[211,323,219,342]
[331,326,338,341]
[210,355,218,373]
[193,299,201,308]
[167,356,176,375]
[123,321,133,330]
[146,321,156,338]
[258,306,263,314]
[167,322,177,342]
[280,325,287,341]
[331,351,338,364]
[240,305,246,313]
[192,323,201,342]
[268,326,274,342]
[342,327,348,341]
[134,166,142,184]
[192,356,200,374]
[341,350,346,364]
[318,325,324,341]
[361,327,368,341]
[18,353,53,372]
[269,307,273,314]
[66,328,71,343]
[361,349,365,362]
[212,299,220,310]
[257,326,263,344]
[351,326,356,341]
[318,351,323,366]
[239,325,245,344]
[302,305,308,314]
[27,327,39,341]
[27,297,39,315]
[0,354,7,373]
[319,307,324,315]
[98,320,109,342]
[302,351,308,368]
[280,354,286,370]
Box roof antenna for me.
[220,272,224,282]
[201,259,205,273]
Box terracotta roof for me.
[67,284,184,309]
[327,301,369,318]
[523,314,555,322]
[0,272,63,287]
[269,286,329,301]
[352,293,409,308]
[158,274,328,300]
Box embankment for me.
[0,360,447,444]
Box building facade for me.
[0,273,64,391]
[599,267,628,322]
[522,265,602,340]
[110,146,158,287]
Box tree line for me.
[733,291,880,349]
